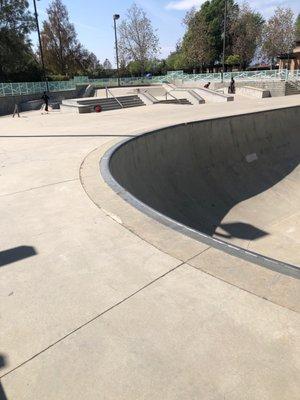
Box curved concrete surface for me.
[107,106,300,273]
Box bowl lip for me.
[100,105,300,279]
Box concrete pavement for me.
[0,96,300,399]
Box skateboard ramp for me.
[106,106,300,269]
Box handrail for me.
[105,86,123,108]
[170,88,204,103]
[143,90,159,103]
[165,91,180,103]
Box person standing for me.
[229,78,235,94]
[41,92,50,112]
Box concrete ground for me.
[0,95,300,399]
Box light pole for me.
[113,14,120,87]
[33,0,49,92]
[221,0,227,82]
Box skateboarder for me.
[41,92,50,112]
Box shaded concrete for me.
[108,106,300,268]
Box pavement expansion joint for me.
[0,260,185,379]
[0,178,79,197]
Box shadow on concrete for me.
[0,355,7,400]
[108,107,299,248]
[214,222,268,241]
[0,246,37,268]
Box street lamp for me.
[221,0,227,82]
[113,14,120,87]
[33,0,49,92]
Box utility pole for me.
[113,14,120,87]
[33,0,49,92]
[222,0,227,82]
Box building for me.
[278,38,300,71]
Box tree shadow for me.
[214,222,268,241]
[109,108,299,251]
[0,246,37,268]
[0,355,7,400]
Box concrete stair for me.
[82,95,145,111]
[285,81,300,96]
[61,95,146,113]
[157,98,192,105]
[96,95,145,111]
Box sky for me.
[30,0,300,66]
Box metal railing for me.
[165,91,180,103]
[1,69,299,97]
[105,87,123,108]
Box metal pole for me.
[113,15,120,87]
[33,0,49,92]
[222,0,227,83]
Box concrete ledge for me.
[177,84,234,102]
[20,99,44,111]
[236,86,271,98]
[169,89,205,105]
[213,80,286,97]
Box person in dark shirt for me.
[228,78,235,94]
[41,92,50,112]
[204,82,211,89]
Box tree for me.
[226,54,241,67]
[295,14,300,42]
[118,3,160,75]
[0,0,41,81]
[103,59,112,70]
[181,9,212,70]
[41,0,100,77]
[181,0,239,71]
[261,7,295,66]
[230,3,264,69]
[166,50,188,70]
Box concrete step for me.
[158,98,192,105]
[285,82,300,96]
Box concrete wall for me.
[212,80,286,97]
[108,106,300,267]
[0,87,85,116]
[235,86,271,98]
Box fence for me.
[152,69,300,84]
[0,80,76,97]
[1,69,300,97]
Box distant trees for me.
[296,14,300,41]
[41,0,100,77]
[1,0,298,82]
[166,1,296,72]
[103,59,112,70]
[261,7,296,66]
[0,0,42,81]
[118,3,160,75]
[180,0,240,71]
[229,4,264,69]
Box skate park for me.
[0,83,300,398]
[2,0,300,395]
